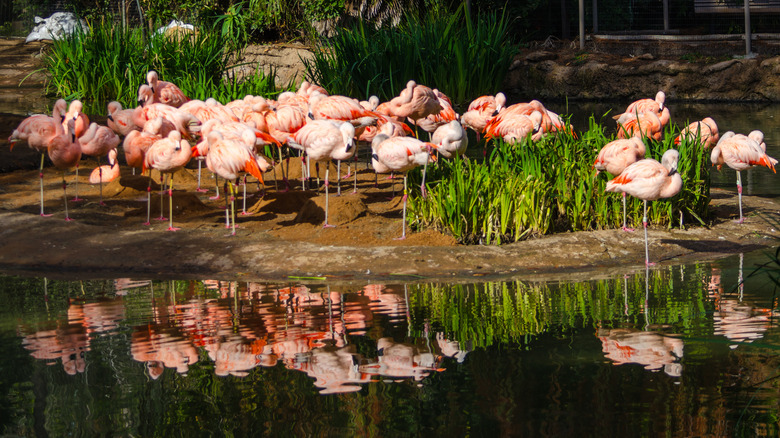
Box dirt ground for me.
[1,112,779,284]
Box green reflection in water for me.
[0,252,778,436]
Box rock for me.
[25,12,87,43]
[637,53,654,60]
[525,51,557,62]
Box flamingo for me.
[89,148,120,185]
[594,137,647,231]
[143,131,193,231]
[8,98,68,216]
[146,70,190,108]
[616,110,664,141]
[77,122,121,205]
[308,93,378,191]
[106,101,140,137]
[265,104,309,190]
[134,89,201,140]
[201,131,272,235]
[606,149,683,266]
[484,110,544,144]
[460,92,506,136]
[287,120,357,228]
[620,91,666,118]
[378,80,442,123]
[675,117,720,149]
[48,118,83,221]
[710,130,778,223]
[371,134,438,239]
[410,89,458,138]
[431,120,468,159]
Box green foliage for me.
[303,5,518,106]
[408,118,712,245]
[42,19,284,114]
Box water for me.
[1,251,779,436]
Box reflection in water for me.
[5,254,780,435]
[598,328,683,377]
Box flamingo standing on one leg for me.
[710,130,778,223]
[8,99,68,216]
[89,148,120,185]
[64,100,90,201]
[201,131,272,235]
[287,120,357,228]
[143,131,193,231]
[371,133,438,239]
[431,120,468,159]
[106,101,140,137]
[48,118,83,221]
[594,137,647,231]
[606,149,683,266]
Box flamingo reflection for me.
[598,328,684,377]
[22,324,89,375]
[131,325,199,378]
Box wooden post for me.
[579,0,585,49]
[744,0,752,55]
[663,0,669,31]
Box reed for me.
[408,117,712,244]
[302,6,517,106]
[43,20,283,114]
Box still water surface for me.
[1,251,778,436]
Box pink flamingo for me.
[675,117,719,149]
[77,122,120,205]
[431,120,468,159]
[410,88,458,137]
[287,120,357,228]
[616,110,664,141]
[710,130,778,223]
[620,91,666,118]
[143,131,192,231]
[89,148,120,184]
[146,70,190,108]
[484,110,544,144]
[460,92,506,136]
[201,130,272,235]
[594,137,647,231]
[371,134,438,239]
[106,101,140,137]
[134,89,201,140]
[48,118,83,221]
[378,80,442,123]
[606,149,683,266]
[8,99,68,216]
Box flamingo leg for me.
[736,170,744,223]
[622,192,634,232]
[144,170,152,225]
[72,164,82,202]
[240,175,252,216]
[229,181,237,236]
[62,172,72,221]
[39,153,52,217]
[156,171,167,221]
[210,174,220,200]
[324,162,334,228]
[167,174,179,231]
[196,157,208,193]
[336,160,341,196]
[224,180,230,228]
[421,152,429,198]
[353,161,358,194]
[97,156,105,206]
[394,174,408,240]
[643,200,654,267]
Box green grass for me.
[42,19,287,114]
[407,117,712,245]
[302,5,518,106]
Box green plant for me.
[303,5,518,106]
[407,117,712,245]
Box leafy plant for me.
[303,5,518,106]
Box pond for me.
[1,250,779,436]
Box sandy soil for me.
[1,113,779,284]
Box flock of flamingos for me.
[8,73,779,265]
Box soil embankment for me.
[1,37,778,283]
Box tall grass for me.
[408,118,712,244]
[302,5,518,105]
[43,19,284,114]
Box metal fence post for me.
[744,0,752,55]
